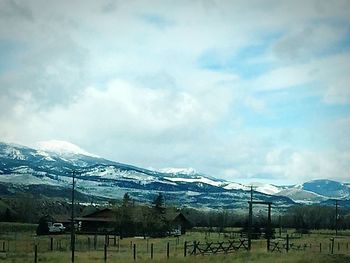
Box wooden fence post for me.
[104,243,107,262]
[319,243,322,253]
[167,242,169,259]
[248,202,252,251]
[94,234,97,250]
[50,237,53,251]
[34,244,38,263]
[133,243,136,261]
[286,234,289,253]
[331,238,334,254]
[151,243,153,259]
[184,241,187,257]
[118,236,120,252]
[193,241,197,255]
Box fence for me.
[0,233,186,262]
[269,235,350,255]
[184,239,249,256]
[0,231,350,262]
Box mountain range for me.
[0,141,349,210]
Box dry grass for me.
[0,227,350,262]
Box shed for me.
[165,211,192,234]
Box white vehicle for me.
[49,223,66,233]
[169,229,181,236]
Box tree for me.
[152,193,165,214]
[122,193,132,208]
[149,193,167,237]
[3,208,13,222]
[36,215,54,235]
[116,193,134,237]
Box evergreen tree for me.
[4,208,13,222]
[116,193,134,237]
[122,193,132,208]
[36,215,53,235]
[150,193,168,236]
[152,193,165,214]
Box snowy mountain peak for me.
[35,140,98,158]
[159,167,197,175]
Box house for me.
[73,207,192,236]
[75,208,115,233]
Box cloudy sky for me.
[1,0,350,184]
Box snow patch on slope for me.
[159,167,197,175]
[250,183,280,195]
[164,176,222,187]
[223,182,249,191]
[32,150,56,161]
[83,166,157,181]
[1,147,26,160]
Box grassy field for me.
[0,224,350,262]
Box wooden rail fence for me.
[184,239,249,256]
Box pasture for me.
[0,223,350,262]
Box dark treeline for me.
[0,196,81,223]
[182,205,350,232]
[281,205,350,231]
[1,195,349,233]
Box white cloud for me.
[1,0,350,184]
[251,52,350,100]
[324,77,350,105]
[260,148,350,183]
[273,24,348,60]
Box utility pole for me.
[279,214,282,237]
[71,170,76,262]
[250,185,253,203]
[335,200,339,236]
[267,203,271,251]
[248,185,253,250]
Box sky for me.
[1,0,350,185]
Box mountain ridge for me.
[0,141,349,209]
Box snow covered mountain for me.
[276,180,350,203]
[0,141,348,209]
[35,140,99,158]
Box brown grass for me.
[0,226,350,262]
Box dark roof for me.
[165,212,191,223]
[67,208,115,223]
[75,217,114,222]
[83,208,114,218]
[76,207,191,224]
[53,214,71,223]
